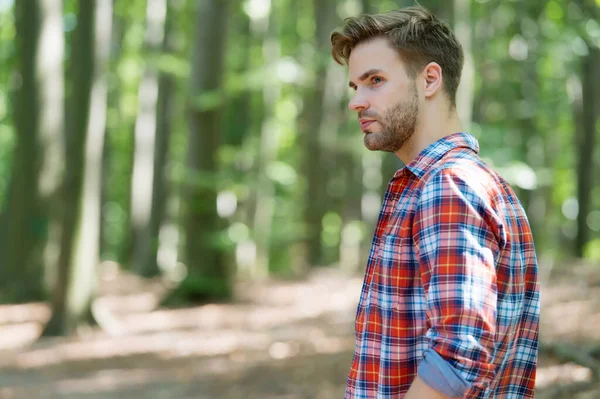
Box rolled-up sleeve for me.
[413,166,504,395]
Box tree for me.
[251,1,280,279]
[142,3,176,278]
[301,0,339,268]
[164,0,231,304]
[44,0,113,335]
[129,0,170,278]
[573,0,599,258]
[35,0,67,297]
[1,0,66,303]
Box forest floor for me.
[0,260,599,398]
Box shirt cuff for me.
[418,348,471,398]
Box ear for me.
[422,62,443,99]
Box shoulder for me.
[417,148,504,212]
[414,149,508,248]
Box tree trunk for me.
[100,12,125,261]
[1,0,64,303]
[142,4,175,278]
[575,46,599,257]
[44,0,113,336]
[301,0,339,268]
[224,8,252,149]
[251,3,280,280]
[129,0,169,278]
[163,0,231,304]
[38,0,66,295]
[232,6,268,276]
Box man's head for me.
[330,6,464,153]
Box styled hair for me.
[330,6,464,106]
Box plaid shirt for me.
[346,133,540,398]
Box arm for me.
[410,167,504,397]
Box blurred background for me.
[0,0,598,397]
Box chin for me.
[363,134,382,151]
[364,133,403,153]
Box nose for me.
[348,91,369,111]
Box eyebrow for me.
[349,68,383,88]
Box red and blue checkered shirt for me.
[346,132,540,398]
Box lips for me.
[360,120,376,131]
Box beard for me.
[362,84,419,153]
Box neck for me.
[394,102,463,165]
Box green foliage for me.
[584,238,600,261]
[0,7,15,209]
[190,90,226,112]
[0,124,14,208]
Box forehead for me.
[348,37,407,79]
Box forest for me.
[0,0,598,397]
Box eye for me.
[370,76,384,86]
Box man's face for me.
[348,37,420,153]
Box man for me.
[330,6,540,399]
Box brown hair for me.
[330,6,464,106]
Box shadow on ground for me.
[0,262,598,398]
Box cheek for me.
[379,93,402,115]
[371,91,393,111]
[382,84,404,102]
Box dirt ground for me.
[0,260,599,399]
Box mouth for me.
[360,120,376,131]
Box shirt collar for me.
[398,132,479,179]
